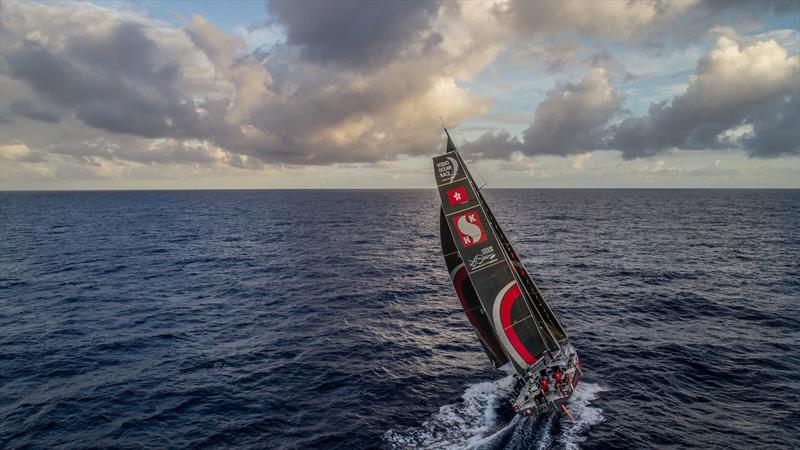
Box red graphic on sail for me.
[447,186,469,206]
[498,283,537,365]
[453,210,487,248]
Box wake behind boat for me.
[433,129,582,418]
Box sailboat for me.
[434,128,582,417]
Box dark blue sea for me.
[1,189,798,449]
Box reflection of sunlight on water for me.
[384,378,605,450]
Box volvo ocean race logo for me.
[446,157,459,183]
[453,210,487,248]
[436,157,460,184]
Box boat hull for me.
[511,344,581,418]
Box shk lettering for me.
[454,211,487,248]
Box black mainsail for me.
[440,208,509,368]
[434,146,553,371]
[434,129,582,417]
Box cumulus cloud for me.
[0,143,47,162]
[0,0,798,185]
[522,68,623,155]
[0,4,224,151]
[460,129,524,158]
[492,0,695,42]
[492,0,799,50]
[9,100,61,123]
[464,35,798,161]
[266,0,441,70]
[0,0,490,169]
[610,36,799,158]
[462,68,623,158]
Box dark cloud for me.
[2,0,797,177]
[10,100,61,123]
[743,93,799,158]
[267,0,441,70]
[459,129,523,158]
[2,4,478,168]
[521,68,622,156]
[466,36,799,161]
[4,24,197,139]
[610,37,799,159]
[463,69,622,159]
[657,0,800,47]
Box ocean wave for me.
[383,375,515,450]
[384,377,605,450]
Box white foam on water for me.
[384,378,606,450]
[557,382,607,450]
[383,375,516,450]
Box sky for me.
[0,0,798,190]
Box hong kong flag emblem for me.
[447,186,469,206]
[453,210,487,247]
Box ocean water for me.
[0,189,798,449]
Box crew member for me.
[539,377,550,395]
[554,369,563,389]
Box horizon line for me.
[2,187,798,193]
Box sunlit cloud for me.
[0,0,798,189]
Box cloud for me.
[460,129,524,158]
[490,0,799,50]
[0,1,490,169]
[266,0,442,70]
[462,68,623,158]
[492,0,696,42]
[571,153,592,170]
[465,35,798,161]
[9,100,61,123]
[522,68,623,155]
[0,143,47,162]
[0,0,798,188]
[4,22,199,139]
[610,36,799,158]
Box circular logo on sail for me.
[453,210,487,248]
[446,157,459,183]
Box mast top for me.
[444,128,457,153]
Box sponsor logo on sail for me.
[446,157,459,182]
[468,246,498,270]
[453,210,487,248]
[447,186,469,206]
[435,156,460,184]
